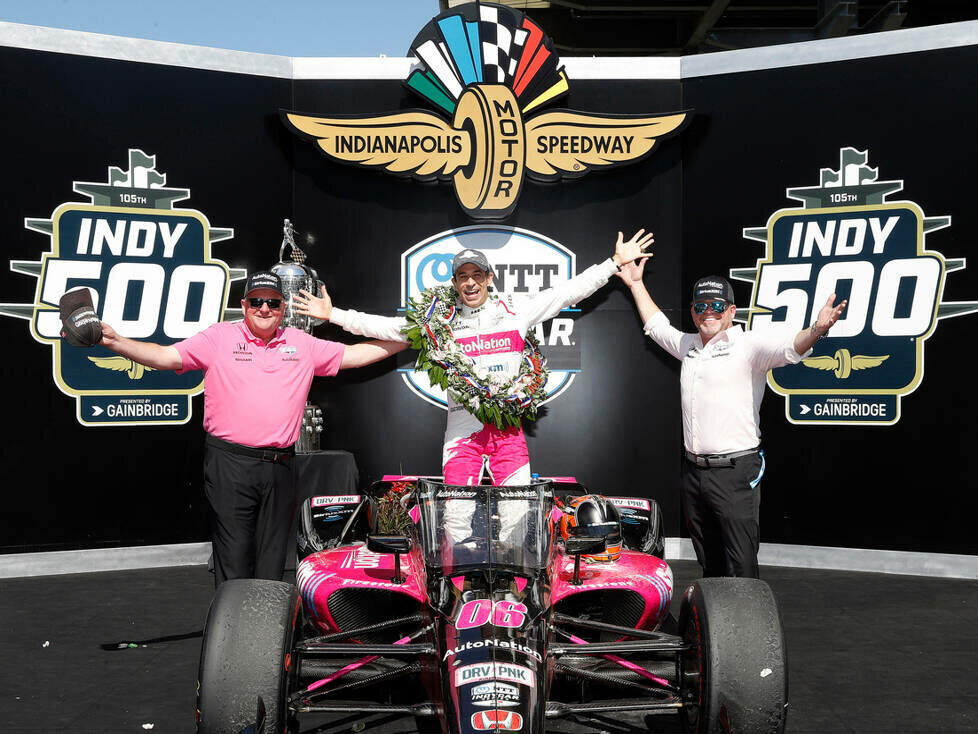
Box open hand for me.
[613,229,654,268]
[294,285,333,322]
[614,257,648,286]
[815,294,848,335]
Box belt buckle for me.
[261,450,276,463]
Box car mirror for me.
[565,536,606,556]
[367,534,412,554]
[367,534,411,584]
[564,536,606,586]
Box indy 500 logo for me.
[734,148,978,425]
[0,149,245,426]
[400,225,581,409]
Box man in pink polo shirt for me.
[99,271,405,585]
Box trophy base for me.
[296,401,323,454]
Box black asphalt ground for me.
[0,560,975,733]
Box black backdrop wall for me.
[682,44,978,554]
[1,26,975,556]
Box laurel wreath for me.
[402,285,550,430]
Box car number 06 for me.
[456,599,527,629]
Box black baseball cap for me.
[691,276,735,304]
[452,248,494,276]
[244,271,284,298]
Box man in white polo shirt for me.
[618,256,846,577]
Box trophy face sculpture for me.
[272,220,324,453]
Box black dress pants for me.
[203,443,295,586]
[681,451,764,578]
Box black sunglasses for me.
[247,297,283,309]
[692,300,729,315]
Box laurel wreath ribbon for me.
[402,285,550,430]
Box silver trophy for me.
[272,219,325,453]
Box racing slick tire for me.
[677,578,787,734]
[196,579,300,734]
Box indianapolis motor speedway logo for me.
[400,226,581,410]
[282,2,687,220]
[734,147,978,425]
[0,149,244,426]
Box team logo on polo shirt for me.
[0,149,241,426]
[282,2,688,221]
[733,147,978,425]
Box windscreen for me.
[415,480,554,575]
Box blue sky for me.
[1,0,442,57]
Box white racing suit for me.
[330,258,618,541]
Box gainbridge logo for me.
[282,2,688,220]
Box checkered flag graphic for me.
[479,5,528,84]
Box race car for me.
[195,477,787,734]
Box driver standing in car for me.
[294,231,654,543]
[617,256,846,578]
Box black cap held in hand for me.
[59,287,103,347]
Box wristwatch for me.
[809,322,829,340]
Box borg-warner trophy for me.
[271,219,326,453]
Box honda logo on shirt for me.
[471,711,523,731]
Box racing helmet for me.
[560,494,622,562]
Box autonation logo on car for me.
[400,225,582,410]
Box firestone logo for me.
[282,2,686,221]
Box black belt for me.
[206,434,295,464]
[685,447,759,468]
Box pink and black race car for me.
[195,478,787,734]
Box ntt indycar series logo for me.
[0,150,242,427]
[282,2,687,221]
[734,148,978,425]
[400,225,581,409]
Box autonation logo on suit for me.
[734,147,978,425]
[0,149,241,426]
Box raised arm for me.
[793,294,847,355]
[520,229,656,325]
[295,285,407,342]
[615,257,662,324]
[339,339,408,369]
[615,248,689,361]
[99,323,183,371]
